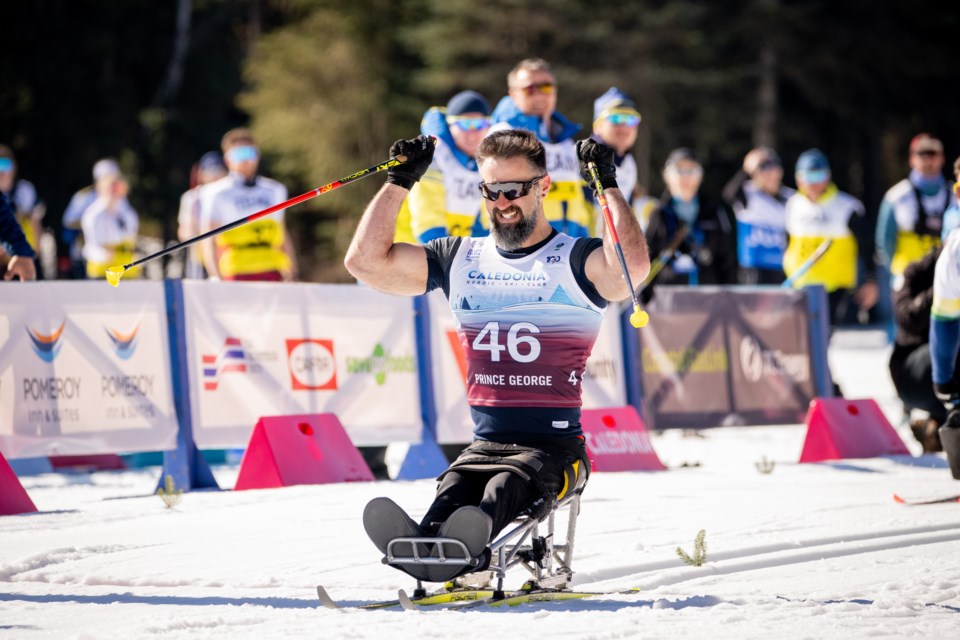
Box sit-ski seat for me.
[383,458,589,597]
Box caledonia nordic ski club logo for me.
[285,338,337,390]
[201,337,247,391]
[105,323,140,360]
[26,320,66,362]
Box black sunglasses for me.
[478,175,545,201]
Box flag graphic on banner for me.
[202,337,247,391]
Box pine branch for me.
[156,474,183,509]
[676,529,707,567]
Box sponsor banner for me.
[183,281,420,447]
[639,286,814,429]
[0,281,177,458]
[428,291,626,444]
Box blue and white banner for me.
[0,281,177,458]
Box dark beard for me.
[490,205,537,250]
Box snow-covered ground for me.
[2,329,958,639]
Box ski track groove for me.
[579,522,960,590]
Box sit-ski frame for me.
[384,488,584,599]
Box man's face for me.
[752,161,784,195]
[225,143,260,178]
[593,112,639,156]
[909,147,944,178]
[508,69,557,119]
[664,160,703,202]
[797,171,830,201]
[448,112,490,157]
[479,155,550,250]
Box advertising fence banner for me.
[638,286,819,429]
[182,281,421,447]
[0,282,177,458]
[428,291,628,444]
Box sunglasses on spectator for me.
[914,150,940,158]
[515,83,556,96]
[449,116,491,131]
[0,158,13,172]
[798,169,830,184]
[606,113,640,127]
[757,159,782,171]
[479,175,545,201]
[667,166,703,178]
[226,145,258,163]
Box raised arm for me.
[344,136,436,295]
[576,138,650,301]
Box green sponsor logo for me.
[345,343,415,385]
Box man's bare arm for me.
[586,186,650,301]
[344,183,429,295]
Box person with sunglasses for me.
[722,147,795,285]
[345,130,649,582]
[643,148,738,301]
[589,88,656,234]
[394,90,492,246]
[488,58,594,239]
[0,191,36,281]
[199,128,298,282]
[783,149,877,326]
[877,135,951,290]
[0,145,45,279]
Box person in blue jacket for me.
[1,191,36,280]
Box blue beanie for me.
[593,87,640,122]
[446,90,491,117]
[795,149,830,174]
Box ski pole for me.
[781,238,833,289]
[105,155,407,287]
[587,162,648,328]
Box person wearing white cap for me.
[590,88,656,234]
[61,157,122,278]
[80,165,140,280]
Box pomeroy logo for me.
[26,320,66,363]
[201,337,247,391]
[286,338,337,391]
[105,323,139,360]
[553,242,565,250]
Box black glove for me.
[385,135,435,190]
[576,138,618,192]
[934,380,960,410]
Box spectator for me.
[200,128,297,281]
[394,90,491,244]
[0,145,45,277]
[62,158,122,278]
[489,58,593,238]
[643,148,738,297]
[940,156,960,240]
[783,149,877,325]
[889,246,944,452]
[178,151,227,278]
[722,147,794,284]
[1,191,36,280]
[590,87,652,234]
[80,170,140,279]
[877,134,951,287]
